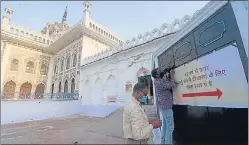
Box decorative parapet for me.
[87,19,124,44]
[4,23,54,45]
[81,14,192,66]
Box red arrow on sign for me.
[182,88,223,99]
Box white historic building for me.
[79,1,248,106]
[0,0,192,101]
[1,0,247,129]
[79,12,193,105]
[3,1,246,106]
[1,1,124,99]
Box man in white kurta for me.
[123,83,162,144]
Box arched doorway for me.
[58,81,62,99]
[64,80,68,99]
[93,78,103,105]
[106,75,117,103]
[51,83,54,93]
[58,82,62,93]
[19,82,32,99]
[64,80,68,93]
[3,80,16,99]
[51,83,54,98]
[83,80,92,105]
[137,67,153,104]
[35,83,45,99]
[137,67,150,77]
[71,78,75,93]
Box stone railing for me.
[7,24,54,45]
[81,15,193,66]
[1,92,79,101]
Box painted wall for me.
[1,100,121,124]
[80,34,174,105]
[151,1,248,144]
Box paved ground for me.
[1,105,158,144]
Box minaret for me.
[2,6,13,30]
[62,6,68,23]
[62,6,68,29]
[83,0,91,25]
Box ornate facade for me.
[1,1,124,99]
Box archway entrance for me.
[64,80,68,93]
[83,80,92,105]
[19,82,32,99]
[51,83,54,93]
[3,80,16,99]
[106,75,117,103]
[137,67,153,105]
[71,78,75,93]
[35,83,45,99]
[51,83,54,98]
[93,78,103,105]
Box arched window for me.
[73,54,77,67]
[34,36,37,41]
[10,27,14,32]
[60,60,64,71]
[64,80,68,93]
[93,24,95,29]
[26,61,35,73]
[30,34,33,39]
[54,64,57,74]
[20,31,24,36]
[43,38,45,44]
[25,32,29,37]
[66,56,70,70]
[39,37,42,42]
[71,78,75,93]
[40,63,47,75]
[15,29,19,35]
[47,40,49,44]
[89,22,92,28]
[10,59,19,71]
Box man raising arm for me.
[151,68,176,145]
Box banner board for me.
[174,44,248,108]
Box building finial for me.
[83,0,91,22]
[84,0,91,12]
[4,6,13,18]
[2,6,13,30]
[62,5,68,23]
